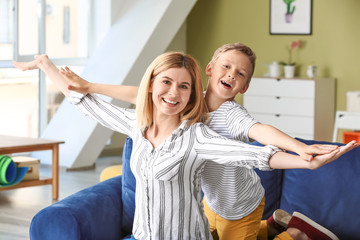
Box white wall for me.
[33,0,197,169]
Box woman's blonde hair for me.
[136,52,208,129]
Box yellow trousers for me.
[258,220,293,240]
[204,197,293,240]
[204,197,265,240]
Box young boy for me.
[60,43,341,240]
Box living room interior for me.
[105,0,360,161]
[1,0,360,239]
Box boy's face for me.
[206,50,252,101]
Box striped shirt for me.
[202,100,265,220]
[68,92,278,240]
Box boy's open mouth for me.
[221,80,232,88]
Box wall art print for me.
[270,0,312,35]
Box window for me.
[46,0,90,58]
[0,68,39,137]
[0,0,12,59]
[0,0,92,138]
[18,0,39,56]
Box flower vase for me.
[306,65,318,78]
[284,65,295,78]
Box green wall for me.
[186,0,360,110]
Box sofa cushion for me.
[121,137,136,235]
[254,168,283,219]
[281,138,360,240]
[250,141,283,219]
[100,165,122,182]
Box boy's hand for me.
[299,144,340,161]
[12,54,48,71]
[307,140,358,169]
[59,66,90,95]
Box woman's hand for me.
[269,140,358,170]
[308,140,359,169]
[59,66,91,95]
[298,144,339,161]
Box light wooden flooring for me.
[0,156,122,240]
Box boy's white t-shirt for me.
[202,100,265,220]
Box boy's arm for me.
[60,66,138,105]
[13,55,70,96]
[13,55,139,105]
[268,140,358,169]
[87,84,138,105]
[249,123,338,161]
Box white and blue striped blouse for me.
[68,92,278,240]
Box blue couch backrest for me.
[122,137,360,239]
[121,137,136,235]
[255,138,360,240]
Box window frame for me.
[0,0,93,135]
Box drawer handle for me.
[276,96,281,99]
[275,114,281,117]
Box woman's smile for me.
[162,98,179,106]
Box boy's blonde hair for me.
[209,42,256,83]
[136,52,209,129]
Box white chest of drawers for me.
[243,77,336,141]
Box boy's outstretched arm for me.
[13,55,70,96]
[249,123,339,161]
[268,140,358,170]
[60,66,138,105]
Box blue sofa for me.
[29,137,360,239]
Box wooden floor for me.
[0,156,122,240]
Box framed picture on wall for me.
[270,0,312,35]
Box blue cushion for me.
[121,137,136,235]
[280,138,360,240]
[249,141,283,219]
[254,168,283,219]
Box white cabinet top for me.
[246,77,315,98]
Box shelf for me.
[0,176,53,191]
[0,135,64,200]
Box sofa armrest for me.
[30,176,124,240]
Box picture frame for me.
[270,0,312,35]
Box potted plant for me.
[284,0,296,23]
[280,40,302,78]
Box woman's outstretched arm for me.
[268,140,358,170]
[196,125,359,170]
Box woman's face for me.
[150,67,192,119]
